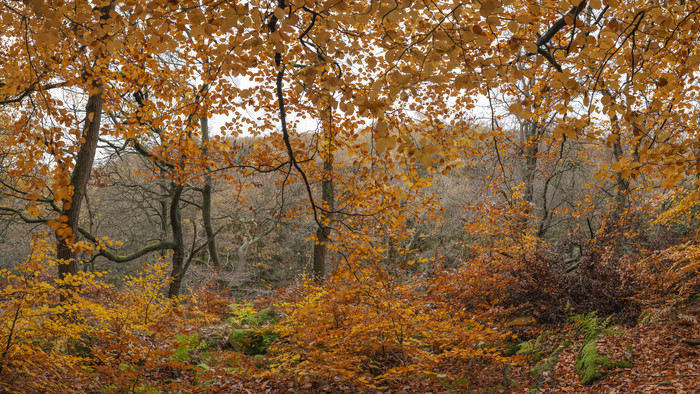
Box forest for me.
[0,0,698,392]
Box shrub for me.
[269,266,509,388]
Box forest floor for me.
[2,262,698,393]
[208,291,700,393]
[512,301,700,393]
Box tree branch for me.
[78,226,174,263]
[536,1,588,47]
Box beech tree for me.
[1,0,700,391]
[0,0,130,280]
[2,0,696,285]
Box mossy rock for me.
[245,308,278,326]
[575,340,633,385]
[228,328,279,355]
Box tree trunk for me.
[56,88,103,280]
[200,115,220,267]
[312,175,332,278]
[518,118,540,236]
[167,184,185,298]
[611,115,629,222]
[237,237,251,272]
[522,120,539,208]
[159,179,169,240]
[312,99,334,279]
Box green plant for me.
[516,335,545,361]
[228,328,279,355]
[171,333,205,362]
[571,312,633,385]
[438,376,470,394]
[228,304,279,327]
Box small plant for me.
[438,376,470,393]
[171,333,204,362]
[571,312,633,385]
[225,304,281,355]
[228,304,279,327]
[228,328,279,355]
[516,335,545,361]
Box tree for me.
[0,0,126,281]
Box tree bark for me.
[611,114,629,222]
[312,99,334,279]
[167,184,185,298]
[56,88,103,280]
[200,115,221,267]
[522,120,539,208]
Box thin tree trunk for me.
[56,2,113,282]
[200,115,220,267]
[167,184,185,298]
[312,167,333,278]
[522,120,539,208]
[312,99,334,279]
[611,114,629,222]
[57,88,103,280]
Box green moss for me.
[227,304,279,327]
[228,328,279,355]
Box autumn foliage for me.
[1,0,700,392]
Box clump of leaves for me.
[270,268,509,389]
[0,236,221,392]
[635,242,700,304]
[172,333,205,362]
[0,234,109,392]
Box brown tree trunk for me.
[200,115,220,267]
[57,88,103,280]
[312,159,333,278]
[611,115,629,222]
[522,120,539,208]
[312,100,334,279]
[167,184,185,298]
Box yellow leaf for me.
[516,14,531,24]
[480,0,497,16]
[524,42,538,53]
[375,120,388,134]
[509,102,523,115]
[507,21,518,33]
[273,7,286,20]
